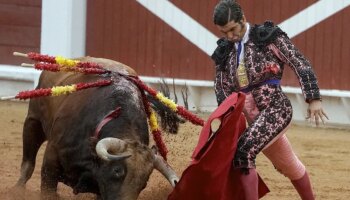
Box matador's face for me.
[216,15,247,43]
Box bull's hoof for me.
[15,179,27,188]
[9,185,25,194]
[41,191,60,200]
[95,195,102,200]
[6,186,41,200]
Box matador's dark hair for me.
[213,0,244,26]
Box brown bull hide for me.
[15,57,171,200]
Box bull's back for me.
[77,56,137,76]
[31,57,139,135]
[38,56,136,88]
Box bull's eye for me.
[113,166,125,178]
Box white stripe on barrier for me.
[1,65,349,98]
[0,65,349,126]
[136,0,218,55]
[279,0,350,38]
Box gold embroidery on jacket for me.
[237,62,249,88]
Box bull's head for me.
[93,137,178,200]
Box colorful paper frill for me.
[26,52,104,69]
[33,63,108,74]
[15,80,112,100]
[130,76,205,126]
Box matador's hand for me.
[306,99,329,126]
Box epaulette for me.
[250,21,288,48]
[211,37,234,70]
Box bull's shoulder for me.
[77,56,137,76]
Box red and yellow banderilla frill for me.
[15,80,112,100]
[14,52,104,69]
[8,52,205,161]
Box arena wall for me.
[0,0,41,65]
[1,0,350,127]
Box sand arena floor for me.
[0,100,349,200]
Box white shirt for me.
[235,23,250,64]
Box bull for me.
[15,57,179,199]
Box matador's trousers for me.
[233,85,305,180]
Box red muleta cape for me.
[168,92,269,200]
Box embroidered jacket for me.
[212,21,321,105]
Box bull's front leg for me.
[41,144,61,196]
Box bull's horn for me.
[96,137,132,161]
[153,154,179,187]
